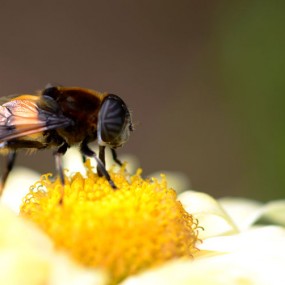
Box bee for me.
[0,85,133,197]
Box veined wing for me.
[0,96,72,142]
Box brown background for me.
[0,1,284,201]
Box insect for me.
[0,85,133,198]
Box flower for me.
[1,167,40,213]
[0,203,107,285]
[20,160,199,284]
[120,192,285,285]
[4,149,285,284]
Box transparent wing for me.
[0,96,72,142]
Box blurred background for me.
[0,1,284,201]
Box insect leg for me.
[0,151,16,196]
[80,142,116,189]
[54,142,69,186]
[111,148,123,166]
[98,145,106,176]
[53,142,69,203]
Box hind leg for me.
[0,151,16,196]
[54,142,69,186]
[53,142,69,203]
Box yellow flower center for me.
[20,161,199,284]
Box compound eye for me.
[98,94,132,148]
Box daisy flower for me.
[1,150,285,284]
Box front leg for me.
[98,145,106,176]
[111,148,123,166]
[80,140,116,189]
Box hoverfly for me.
[0,85,133,197]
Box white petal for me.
[1,167,40,213]
[259,200,285,226]
[0,205,109,285]
[219,198,285,229]
[179,191,239,239]
[121,233,285,285]
[0,205,52,285]
[199,225,285,253]
[0,248,50,285]
[0,204,52,251]
[48,254,108,285]
[218,197,263,230]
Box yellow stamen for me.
[20,161,199,284]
